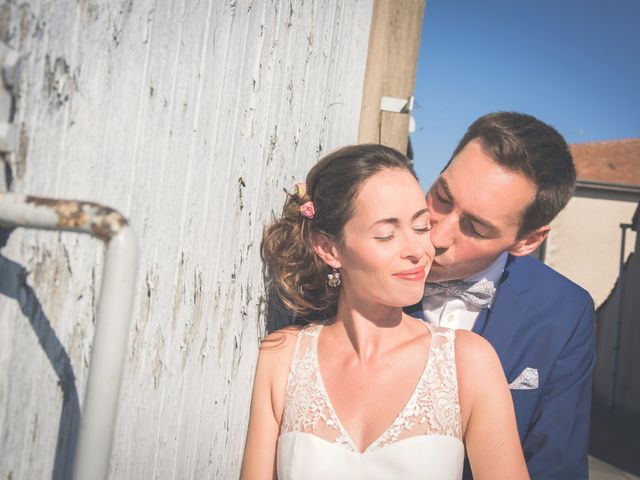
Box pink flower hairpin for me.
[300,201,315,219]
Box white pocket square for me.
[509,367,538,390]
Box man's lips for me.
[393,266,426,281]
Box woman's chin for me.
[390,291,425,309]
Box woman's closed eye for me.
[374,224,431,241]
[413,224,432,233]
[374,232,395,241]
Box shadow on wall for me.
[0,227,80,480]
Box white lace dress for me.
[277,323,464,480]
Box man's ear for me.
[312,232,342,268]
[508,225,550,257]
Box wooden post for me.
[358,0,426,154]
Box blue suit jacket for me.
[408,254,595,479]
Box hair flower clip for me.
[299,201,315,219]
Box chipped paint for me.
[0,0,373,478]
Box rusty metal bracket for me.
[0,192,138,480]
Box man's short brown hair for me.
[448,112,576,237]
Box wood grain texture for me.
[0,1,373,478]
[357,0,425,152]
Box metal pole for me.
[0,193,138,480]
[607,223,632,411]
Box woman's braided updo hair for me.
[260,144,417,319]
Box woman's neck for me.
[326,295,412,363]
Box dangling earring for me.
[327,268,341,288]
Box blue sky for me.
[410,0,640,188]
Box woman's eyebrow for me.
[412,208,429,220]
[369,208,429,229]
[370,217,399,228]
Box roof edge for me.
[576,179,640,194]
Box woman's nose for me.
[402,230,433,260]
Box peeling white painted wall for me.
[0,1,373,478]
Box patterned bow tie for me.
[424,279,496,309]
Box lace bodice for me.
[279,322,462,454]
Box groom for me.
[408,112,595,479]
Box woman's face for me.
[334,168,434,309]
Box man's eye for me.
[469,224,487,239]
[436,192,451,204]
[460,218,487,238]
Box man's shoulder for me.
[506,254,592,305]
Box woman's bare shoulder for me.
[255,325,307,420]
[454,329,508,435]
[454,329,505,394]
[454,329,500,366]
[259,325,303,356]
[454,329,507,400]
[255,324,313,380]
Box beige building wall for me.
[545,191,638,307]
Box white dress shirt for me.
[422,252,508,331]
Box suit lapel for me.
[472,309,488,334]
[474,255,529,361]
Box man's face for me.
[425,139,537,282]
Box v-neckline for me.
[312,322,435,454]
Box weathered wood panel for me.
[0,1,373,478]
[358,0,425,154]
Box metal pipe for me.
[0,192,138,480]
[607,223,632,411]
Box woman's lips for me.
[393,266,426,281]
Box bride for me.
[241,144,529,479]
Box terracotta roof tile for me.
[570,138,640,186]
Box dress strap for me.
[300,322,323,337]
[426,324,462,440]
[289,323,323,372]
[280,322,346,446]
